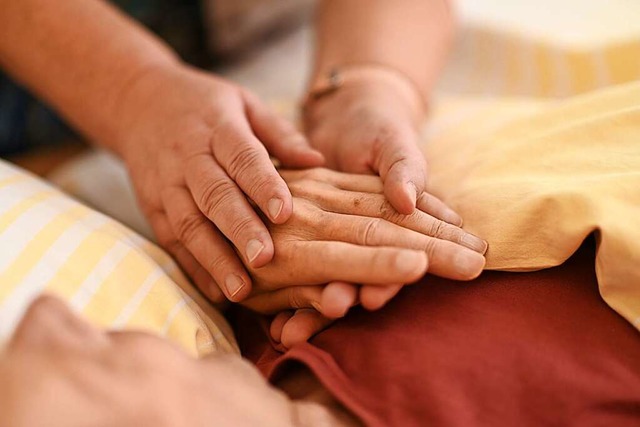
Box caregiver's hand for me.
[113,64,324,304]
[0,295,326,427]
[241,168,487,319]
[304,78,457,220]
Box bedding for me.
[0,160,236,355]
[425,81,640,330]
[235,241,640,426]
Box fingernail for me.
[395,251,426,276]
[268,198,284,221]
[455,251,486,278]
[224,274,245,298]
[461,234,488,254]
[311,301,323,313]
[246,239,265,264]
[406,182,418,208]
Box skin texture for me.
[0,295,355,427]
[241,169,487,348]
[117,65,325,304]
[310,0,455,214]
[0,0,322,303]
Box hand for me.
[113,64,324,304]
[238,169,487,347]
[0,295,325,427]
[304,78,457,220]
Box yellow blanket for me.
[425,82,640,330]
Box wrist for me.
[106,59,184,159]
[302,75,426,134]
[303,64,428,125]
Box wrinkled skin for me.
[304,79,455,221]
[116,65,324,304]
[238,169,487,348]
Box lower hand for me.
[238,168,487,348]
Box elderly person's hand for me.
[304,77,454,221]
[0,295,349,427]
[113,65,324,304]
[234,169,487,348]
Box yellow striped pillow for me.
[0,160,237,356]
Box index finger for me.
[212,121,294,225]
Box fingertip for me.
[245,237,275,268]
[384,180,416,215]
[395,250,429,282]
[320,282,358,318]
[442,207,464,227]
[221,274,252,302]
[280,315,313,349]
[360,285,403,311]
[203,278,226,304]
[266,190,294,224]
[455,250,486,280]
[270,311,293,343]
[303,149,326,167]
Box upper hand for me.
[304,78,459,222]
[112,64,324,303]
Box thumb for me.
[243,91,325,168]
[375,131,428,215]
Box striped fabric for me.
[0,160,237,356]
[440,0,640,98]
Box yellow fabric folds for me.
[424,81,640,330]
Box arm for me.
[306,0,456,216]
[0,0,324,303]
[0,0,175,149]
[312,0,454,103]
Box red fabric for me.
[232,242,640,426]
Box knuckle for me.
[247,174,282,202]
[287,178,320,198]
[26,295,61,321]
[228,216,257,243]
[422,238,438,257]
[226,144,265,180]
[174,211,205,244]
[304,167,328,180]
[428,219,448,238]
[287,289,306,309]
[378,199,403,223]
[207,253,233,276]
[197,178,237,221]
[361,218,382,246]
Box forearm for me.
[312,0,455,99]
[0,0,179,152]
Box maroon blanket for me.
[232,241,640,426]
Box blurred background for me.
[210,0,640,101]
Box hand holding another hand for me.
[238,168,487,348]
[113,64,324,304]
